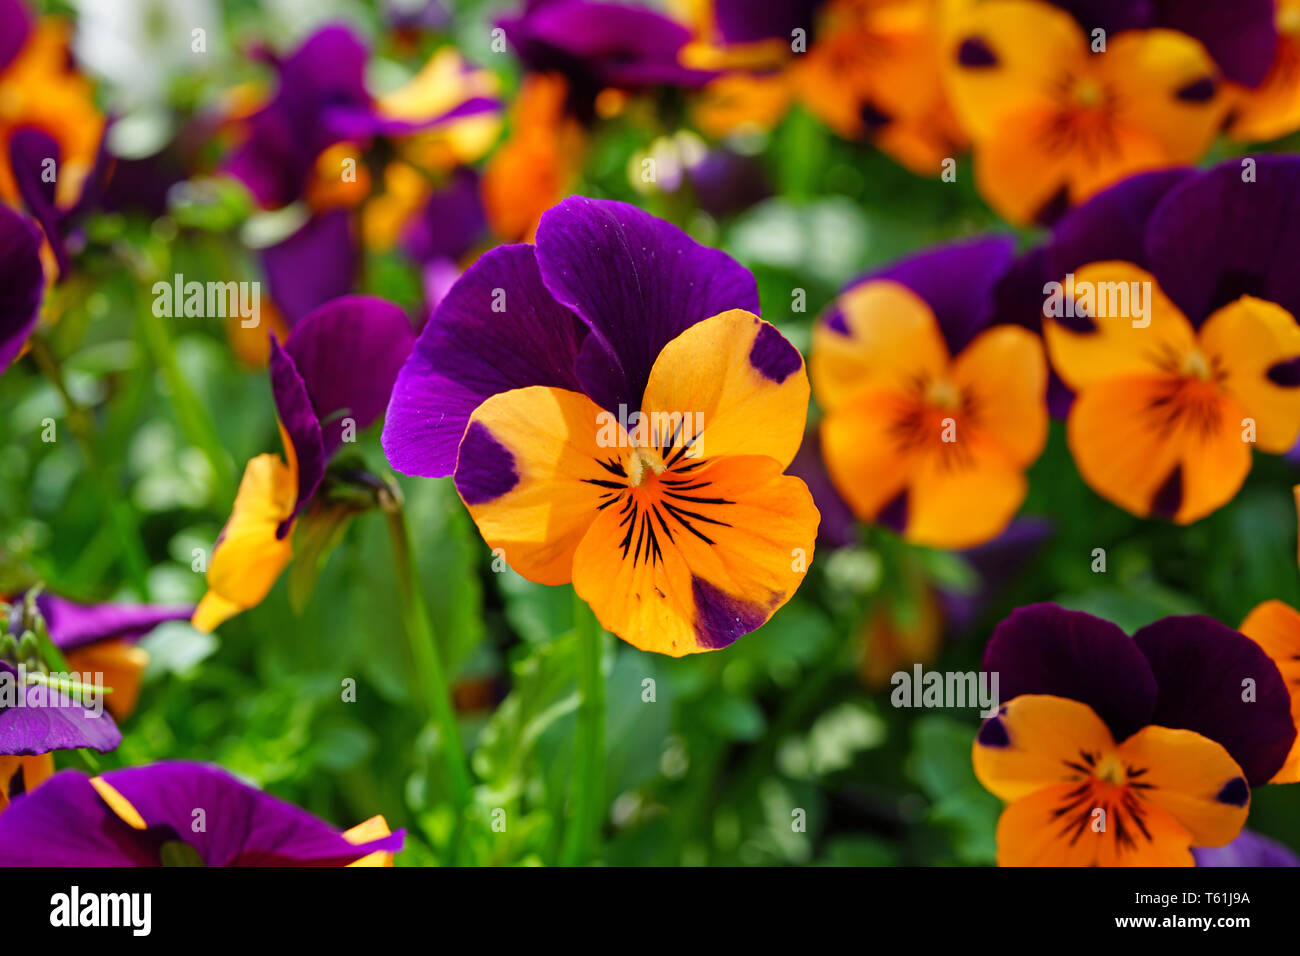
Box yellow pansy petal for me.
[952,324,1048,465]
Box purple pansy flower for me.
[0,661,120,757]
[36,593,194,653]
[710,0,826,47]
[0,762,404,866]
[0,204,45,373]
[383,195,760,479]
[498,0,715,117]
[983,603,1297,786]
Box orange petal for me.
[1239,600,1300,784]
[1043,262,1196,391]
[819,389,919,524]
[642,310,809,470]
[904,426,1028,548]
[1198,295,1300,453]
[1066,375,1250,523]
[457,386,613,586]
[571,455,818,656]
[64,640,149,721]
[1115,726,1250,847]
[951,324,1048,465]
[973,694,1116,803]
[811,280,949,412]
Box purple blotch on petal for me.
[692,576,769,650]
[748,322,801,383]
[454,422,519,505]
[977,716,1010,747]
[1216,777,1249,807]
[1149,465,1182,519]
[956,37,998,67]
[1268,357,1300,387]
[1174,77,1217,102]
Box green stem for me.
[29,337,152,600]
[382,498,473,861]
[559,590,605,866]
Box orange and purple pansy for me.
[941,0,1228,224]
[1228,0,1300,141]
[193,297,415,632]
[1238,599,1300,784]
[1037,157,1300,523]
[975,603,1295,866]
[811,236,1048,550]
[383,196,819,656]
[0,762,402,866]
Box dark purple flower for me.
[269,295,416,532]
[1048,0,1277,86]
[382,196,759,478]
[498,0,715,117]
[0,204,44,372]
[1194,828,1300,867]
[262,210,359,325]
[0,0,32,72]
[984,604,1297,785]
[400,167,487,265]
[0,762,404,866]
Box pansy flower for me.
[941,0,1226,224]
[193,297,415,632]
[0,762,403,866]
[1237,599,1300,783]
[1040,158,1300,523]
[384,196,819,656]
[811,236,1048,550]
[974,604,1295,866]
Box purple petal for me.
[99,762,405,866]
[7,128,68,275]
[981,603,1157,742]
[1046,167,1193,278]
[283,295,416,456]
[534,196,759,411]
[0,662,121,756]
[0,205,44,371]
[1194,828,1300,867]
[262,210,359,325]
[687,149,771,219]
[712,0,823,45]
[268,336,326,534]
[382,243,588,478]
[401,167,486,264]
[1154,0,1277,87]
[0,0,32,72]
[0,771,156,866]
[323,95,501,140]
[36,594,195,651]
[846,235,1017,354]
[1134,616,1296,786]
[1146,156,1300,325]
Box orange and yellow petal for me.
[1198,296,1300,453]
[1239,600,1300,784]
[811,280,949,411]
[904,426,1029,549]
[951,324,1048,465]
[641,310,809,470]
[1043,262,1196,392]
[973,694,1117,804]
[1115,725,1250,848]
[192,452,298,632]
[1067,374,1250,523]
[571,454,818,656]
[455,386,614,586]
[820,389,920,523]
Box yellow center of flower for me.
[925,378,961,410]
[625,448,667,488]
[1180,348,1212,381]
[1071,77,1105,109]
[1094,753,1128,786]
